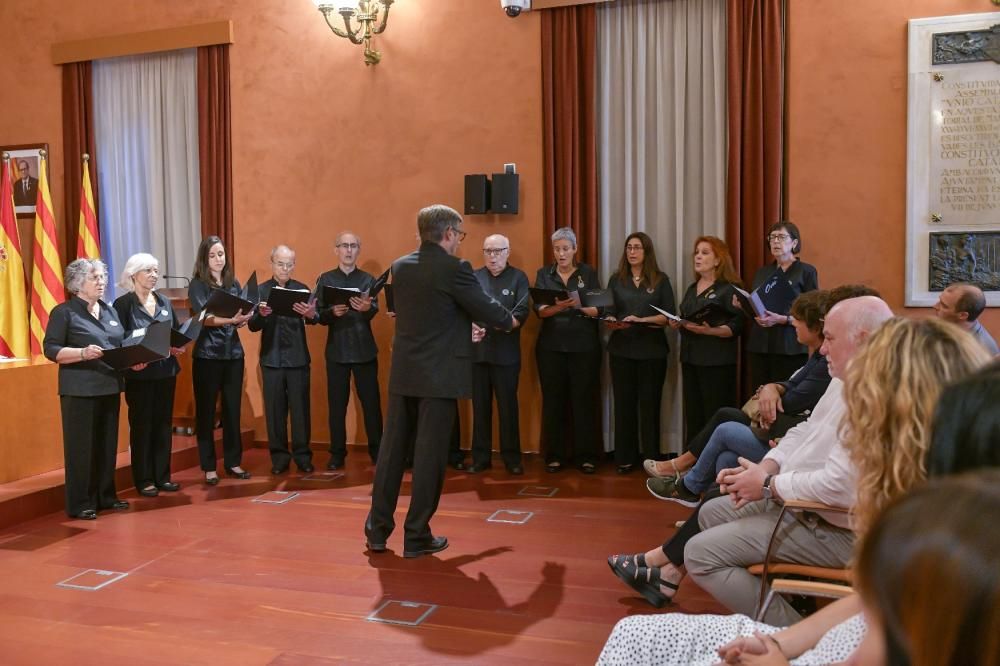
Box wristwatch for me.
[785,315,792,325]
[762,474,775,500]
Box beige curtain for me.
[596,0,728,453]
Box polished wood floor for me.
[0,450,724,664]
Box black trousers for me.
[687,407,751,457]
[448,401,463,465]
[662,485,723,566]
[263,366,312,468]
[326,358,382,464]
[536,347,601,465]
[749,352,807,391]
[471,362,521,467]
[610,355,667,466]
[60,394,121,516]
[193,357,244,471]
[681,363,737,450]
[125,377,177,489]
[368,394,455,548]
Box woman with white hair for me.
[532,226,603,473]
[43,258,129,520]
[113,253,184,497]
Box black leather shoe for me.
[73,510,97,520]
[225,468,251,479]
[298,463,315,474]
[327,460,343,471]
[271,465,289,475]
[365,516,387,552]
[158,482,180,492]
[205,473,219,486]
[450,461,466,471]
[111,500,129,511]
[403,536,449,559]
[138,486,159,497]
[506,465,524,475]
[366,540,387,553]
[467,463,492,473]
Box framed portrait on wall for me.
[1,143,49,219]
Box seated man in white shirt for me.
[683,295,894,627]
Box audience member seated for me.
[610,287,876,606]
[645,289,830,507]
[598,322,995,666]
[933,281,999,355]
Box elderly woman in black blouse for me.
[43,258,131,520]
[534,226,602,474]
[745,221,819,389]
[113,253,184,497]
[604,232,675,474]
[189,236,253,485]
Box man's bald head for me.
[935,283,986,325]
[819,296,894,379]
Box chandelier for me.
[313,1,396,66]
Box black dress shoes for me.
[403,536,449,559]
[111,500,129,511]
[73,510,97,520]
[467,463,492,473]
[271,465,289,475]
[225,468,252,479]
[450,461,466,471]
[205,474,220,486]
[298,463,315,474]
[364,516,387,552]
[138,486,159,497]
[158,481,180,492]
[327,460,343,471]
[506,465,524,475]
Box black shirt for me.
[606,272,676,360]
[248,278,313,368]
[112,291,181,381]
[776,349,831,415]
[473,264,530,366]
[188,277,245,361]
[678,280,745,366]
[315,267,379,364]
[747,259,819,355]
[43,296,125,396]
[533,263,602,353]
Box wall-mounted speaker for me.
[464,174,491,215]
[491,173,519,214]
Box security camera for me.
[501,0,531,18]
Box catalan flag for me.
[0,154,29,358]
[28,151,65,356]
[76,154,100,259]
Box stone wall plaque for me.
[908,13,1000,306]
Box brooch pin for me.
[502,288,511,296]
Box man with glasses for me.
[468,234,529,475]
[250,245,318,474]
[13,159,39,207]
[367,205,514,558]
[315,232,382,470]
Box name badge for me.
[502,288,511,296]
[110,321,119,326]
[161,309,169,316]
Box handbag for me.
[741,395,761,424]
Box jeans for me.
[681,422,769,495]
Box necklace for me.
[632,275,641,283]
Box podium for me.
[160,287,196,435]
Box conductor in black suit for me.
[366,204,514,558]
[13,160,39,207]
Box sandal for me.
[546,461,563,473]
[616,464,634,474]
[643,458,680,481]
[607,552,646,582]
[581,462,596,474]
[620,565,679,608]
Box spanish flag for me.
[28,151,65,356]
[76,154,100,259]
[0,154,29,358]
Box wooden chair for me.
[749,499,854,620]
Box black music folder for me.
[683,302,733,327]
[529,287,570,306]
[265,286,312,317]
[732,286,765,318]
[102,320,171,370]
[203,288,256,319]
[383,283,394,314]
[170,315,203,348]
[369,267,391,298]
[322,285,366,308]
[578,288,614,309]
[755,273,797,315]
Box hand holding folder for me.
[203,271,259,320]
[263,286,313,318]
[101,320,171,370]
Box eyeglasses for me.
[450,227,467,241]
[768,233,792,242]
[483,248,509,256]
[336,243,360,250]
[272,261,295,269]
[87,274,108,283]
[625,245,644,252]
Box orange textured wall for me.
[0,1,545,450]
[786,0,1000,335]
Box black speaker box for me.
[491,173,519,214]
[464,174,491,214]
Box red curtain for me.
[61,61,99,266]
[197,45,234,260]
[541,5,598,268]
[725,0,785,286]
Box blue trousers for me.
[681,421,769,494]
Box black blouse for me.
[43,296,125,396]
[746,259,819,356]
[606,272,676,360]
[248,278,313,368]
[112,291,181,381]
[678,280,745,366]
[315,267,379,364]
[188,278,245,361]
[473,264,530,366]
[533,263,601,353]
